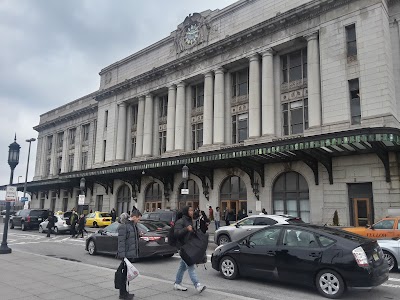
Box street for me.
[0,227,399,300]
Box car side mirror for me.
[235,224,240,228]
[98,229,104,234]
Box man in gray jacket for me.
[117,210,141,300]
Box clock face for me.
[184,23,200,45]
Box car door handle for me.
[266,251,276,257]
[309,252,321,258]
[247,229,252,231]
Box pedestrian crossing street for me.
[1,231,90,246]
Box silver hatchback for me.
[214,214,303,245]
[39,215,71,234]
[378,238,400,271]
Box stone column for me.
[152,96,160,156]
[185,85,192,151]
[34,137,43,178]
[175,82,186,151]
[60,130,68,173]
[213,68,225,144]
[305,32,322,128]
[203,72,214,146]
[262,49,275,136]
[50,134,57,175]
[125,104,133,160]
[73,126,81,171]
[224,72,232,145]
[115,102,127,160]
[136,96,145,157]
[166,85,176,152]
[143,94,154,156]
[248,54,261,138]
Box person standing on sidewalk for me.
[111,208,117,222]
[208,206,214,221]
[117,210,141,300]
[70,208,78,238]
[173,206,206,294]
[76,214,86,238]
[214,207,221,230]
[46,211,55,238]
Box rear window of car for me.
[318,235,335,247]
[160,213,173,222]
[30,210,48,217]
[100,213,111,218]
[254,217,277,226]
[286,218,304,224]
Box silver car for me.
[214,214,304,245]
[39,215,71,234]
[378,238,400,271]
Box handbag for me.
[114,261,125,289]
[124,258,140,281]
[180,231,209,266]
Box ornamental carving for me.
[174,13,211,53]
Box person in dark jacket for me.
[199,211,210,233]
[117,210,141,300]
[46,211,55,238]
[70,208,78,238]
[76,214,86,238]
[111,208,117,222]
[173,206,206,293]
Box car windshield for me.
[30,210,47,217]
[140,222,159,231]
[100,213,111,218]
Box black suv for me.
[10,209,49,231]
[141,210,178,226]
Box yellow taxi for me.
[343,216,400,239]
[85,211,112,228]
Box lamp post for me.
[182,165,189,207]
[79,177,86,214]
[23,138,36,209]
[0,135,20,254]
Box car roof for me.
[245,214,297,221]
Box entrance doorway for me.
[220,176,247,221]
[353,198,371,227]
[145,182,163,212]
[178,180,200,210]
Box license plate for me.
[373,253,379,261]
[38,218,42,221]
[165,237,168,243]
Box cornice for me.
[94,0,354,102]
[34,104,98,132]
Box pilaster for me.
[213,68,225,144]
[248,54,261,138]
[203,72,214,146]
[166,85,177,152]
[143,94,154,156]
[136,96,145,157]
[262,48,275,136]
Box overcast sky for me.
[0,0,237,199]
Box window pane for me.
[286,173,297,190]
[238,69,248,83]
[346,24,356,42]
[290,51,302,67]
[347,42,357,56]
[289,66,302,81]
[238,83,248,96]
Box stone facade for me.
[28,0,400,226]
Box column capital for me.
[248,53,260,62]
[304,31,319,42]
[204,71,214,78]
[214,67,225,74]
[145,93,153,99]
[117,101,127,107]
[177,81,186,88]
[137,95,146,101]
[262,48,275,57]
[168,84,177,90]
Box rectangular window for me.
[282,99,309,135]
[68,154,74,172]
[191,123,203,150]
[104,110,108,129]
[69,128,76,145]
[346,24,357,57]
[81,151,88,170]
[96,195,103,212]
[47,136,53,154]
[159,95,168,118]
[56,156,62,174]
[349,79,361,124]
[132,105,138,125]
[40,194,45,209]
[131,137,136,158]
[232,68,249,97]
[159,131,167,155]
[281,49,307,84]
[57,132,64,148]
[62,194,68,212]
[192,83,204,108]
[232,113,248,143]
[82,124,90,142]
[46,159,51,176]
[103,140,107,162]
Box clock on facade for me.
[184,23,200,45]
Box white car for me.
[214,214,303,245]
[39,215,71,234]
[378,238,400,272]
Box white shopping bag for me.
[124,258,140,281]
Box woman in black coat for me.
[199,211,210,233]
[46,212,55,238]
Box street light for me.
[0,135,20,254]
[182,165,189,207]
[23,138,36,209]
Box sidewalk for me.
[0,250,254,300]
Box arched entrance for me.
[117,185,131,216]
[145,182,162,212]
[273,171,310,222]
[178,179,199,210]
[220,176,247,221]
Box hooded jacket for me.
[174,206,194,249]
[117,213,139,259]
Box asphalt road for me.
[1,227,400,300]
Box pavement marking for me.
[382,283,400,289]
[388,278,400,282]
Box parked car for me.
[343,216,400,239]
[85,211,112,228]
[377,238,400,272]
[1,210,17,216]
[10,209,49,231]
[85,221,177,259]
[141,209,177,226]
[214,214,303,245]
[212,224,389,299]
[38,215,71,234]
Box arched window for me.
[117,185,131,216]
[178,179,200,210]
[273,172,310,222]
[220,176,247,221]
[145,182,162,212]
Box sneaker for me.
[173,283,188,291]
[196,283,206,293]
[119,293,134,299]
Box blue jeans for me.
[175,259,199,287]
[215,221,220,230]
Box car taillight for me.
[170,221,174,226]
[102,218,108,221]
[352,246,369,267]
[26,216,31,222]
[140,236,161,242]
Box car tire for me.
[93,221,98,228]
[39,225,43,233]
[87,240,97,255]
[9,221,14,229]
[163,253,175,258]
[383,251,397,272]
[217,234,231,245]
[316,269,345,299]
[21,222,26,231]
[219,256,239,280]
[53,227,59,235]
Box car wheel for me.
[383,251,397,272]
[9,221,14,229]
[39,225,43,233]
[53,227,59,235]
[163,253,175,258]
[316,269,345,299]
[21,222,26,231]
[217,234,231,245]
[93,221,98,228]
[87,240,97,255]
[219,256,239,280]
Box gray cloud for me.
[0,0,237,198]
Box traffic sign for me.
[181,188,189,195]
[5,186,17,202]
[20,197,29,202]
[78,194,85,205]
